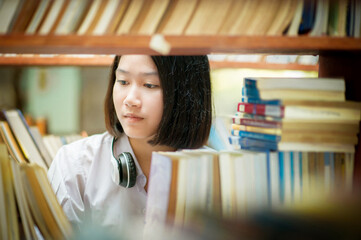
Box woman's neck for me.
[128,137,176,191]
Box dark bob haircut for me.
[104,55,212,149]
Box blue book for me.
[229,136,278,151]
[278,152,285,204]
[231,129,281,142]
[299,0,316,34]
[241,97,282,106]
[243,78,257,88]
[241,86,260,98]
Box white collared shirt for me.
[47,132,147,234]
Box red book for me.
[232,116,281,128]
[237,102,285,118]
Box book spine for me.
[229,136,278,151]
[237,102,285,118]
[232,117,282,129]
[241,97,282,105]
[231,129,281,142]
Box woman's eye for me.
[117,80,128,85]
[144,83,158,89]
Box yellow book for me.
[185,0,233,35]
[231,123,282,135]
[259,89,345,102]
[131,0,171,35]
[0,144,19,240]
[157,0,198,35]
[116,0,144,35]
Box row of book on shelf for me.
[0,109,85,239]
[0,0,360,37]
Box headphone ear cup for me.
[118,152,137,188]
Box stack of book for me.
[229,77,361,153]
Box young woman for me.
[47,55,212,234]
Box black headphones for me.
[111,137,137,188]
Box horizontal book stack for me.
[145,149,355,231]
[0,0,360,37]
[229,77,361,153]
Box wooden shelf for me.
[0,54,318,71]
[1,35,361,55]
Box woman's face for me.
[113,55,163,140]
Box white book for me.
[93,0,119,35]
[246,77,345,92]
[234,152,247,217]
[293,152,302,203]
[269,152,280,208]
[55,0,85,34]
[0,0,22,33]
[26,0,51,34]
[287,0,304,36]
[218,151,236,218]
[77,0,102,35]
[3,110,48,170]
[283,152,292,206]
[38,0,65,35]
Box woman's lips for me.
[124,114,143,123]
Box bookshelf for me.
[1,0,361,238]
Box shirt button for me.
[142,208,146,215]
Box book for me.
[29,126,53,167]
[287,0,305,36]
[0,144,20,240]
[258,89,345,102]
[309,0,330,36]
[244,0,282,36]
[92,0,120,35]
[20,162,72,239]
[217,0,248,35]
[0,121,27,163]
[232,115,282,129]
[54,0,89,34]
[76,0,102,35]
[267,0,298,36]
[104,0,130,34]
[48,0,70,34]
[231,129,281,142]
[116,0,144,35]
[156,0,198,35]
[1,109,48,170]
[130,0,171,35]
[10,0,40,33]
[244,77,345,92]
[145,150,219,228]
[38,0,66,35]
[184,0,233,35]
[0,0,23,33]
[25,0,52,34]
[229,136,278,151]
[231,123,282,135]
[237,100,361,122]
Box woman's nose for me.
[124,86,141,107]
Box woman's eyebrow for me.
[116,68,158,76]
